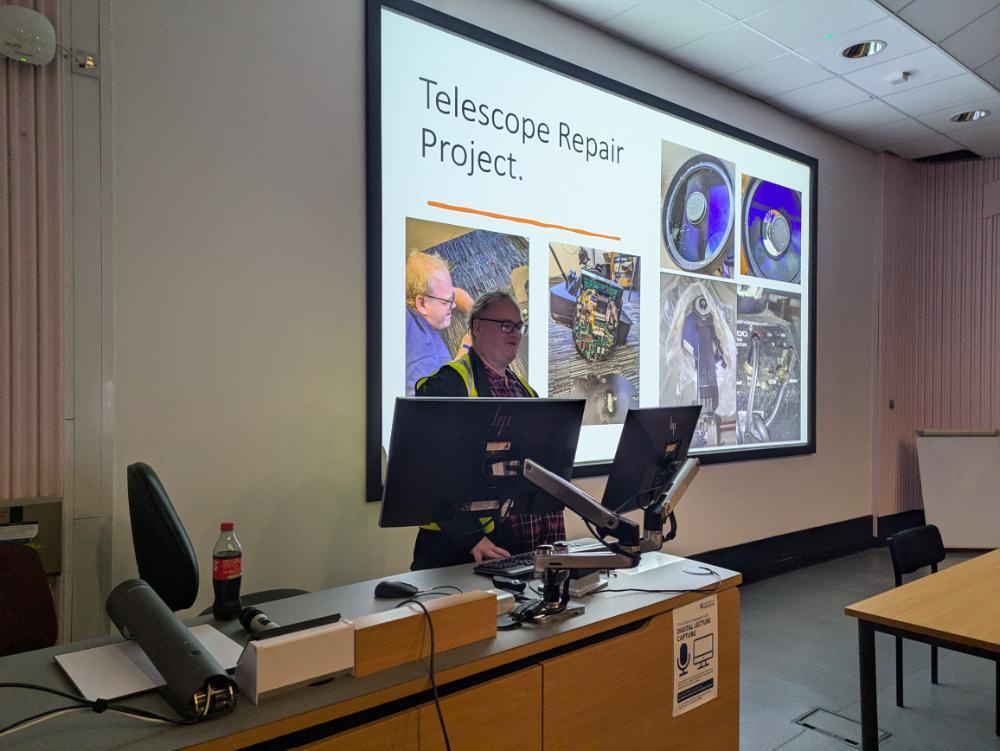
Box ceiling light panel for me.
[797,16,929,74]
[915,95,1000,131]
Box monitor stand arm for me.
[519,457,700,624]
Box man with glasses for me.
[411,289,566,570]
[405,250,472,396]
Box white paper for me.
[672,594,718,717]
[55,624,243,702]
[616,551,684,576]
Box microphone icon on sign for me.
[677,642,690,676]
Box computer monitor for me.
[380,397,585,527]
[601,405,702,514]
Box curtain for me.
[0,0,63,500]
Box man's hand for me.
[470,537,511,563]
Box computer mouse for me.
[374,579,419,599]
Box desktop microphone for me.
[106,579,237,720]
[239,606,280,633]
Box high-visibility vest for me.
[417,350,536,534]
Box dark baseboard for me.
[691,516,873,585]
[875,509,925,546]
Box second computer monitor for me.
[602,405,702,514]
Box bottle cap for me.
[220,521,234,531]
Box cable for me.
[0,682,198,738]
[421,585,463,595]
[0,706,87,738]
[397,598,451,751]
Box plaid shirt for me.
[507,510,567,555]
[482,361,565,552]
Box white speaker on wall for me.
[0,5,56,66]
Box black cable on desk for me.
[0,682,197,739]
[396,596,452,751]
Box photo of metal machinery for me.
[741,176,802,284]
[660,274,737,447]
[735,286,801,444]
[548,243,640,425]
[661,143,736,279]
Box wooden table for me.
[0,557,741,750]
[845,549,1000,750]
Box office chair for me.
[0,542,58,656]
[887,524,947,708]
[126,462,307,614]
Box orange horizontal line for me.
[427,201,621,242]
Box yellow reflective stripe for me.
[420,517,494,533]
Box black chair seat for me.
[127,462,307,616]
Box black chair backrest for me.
[0,542,58,656]
[888,524,945,586]
[126,462,199,611]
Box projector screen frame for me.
[365,0,818,500]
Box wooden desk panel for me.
[845,549,1000,652]
[307,667,541,751]
[542,587,739,751]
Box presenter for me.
[404,250,473,396]
[412,290,566,570]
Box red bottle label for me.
[213,555,242,580]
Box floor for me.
[740,548,998,750]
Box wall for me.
[108,0,876,617]
[873,154,1000,518]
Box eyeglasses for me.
[476,317,527,335]
[422,292,456,307]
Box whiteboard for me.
[915,430,1000,548]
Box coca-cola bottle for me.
[212,521,242,620]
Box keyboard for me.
[473,552,535,579]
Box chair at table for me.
[887,524,946,708]
[0,543,58,656]
[126,462,307,614]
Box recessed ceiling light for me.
[840,40,886,59]
[949,110,990,123]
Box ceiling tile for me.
[881,73,997,115]
[940,6,1000,70]
[744,0,887,50]
[914,95,1000,131]
[947,119,1000,149]
[897,0,1000,42]
[889,133,965,158]
[796,16,930,75]
[812,98,908,130]
[603,0,735,53]
[850,116,936,149]
[977,54,1000,89]
[875,0,916,11]
[699,0,786,19]
[539,0,645,23]
[669,22,787,75]
[769,77,871,116]
[842,47,966,97]
[723,52,833,97]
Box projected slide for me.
[370,1,815,477]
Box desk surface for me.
[0,556,739,750]
[845,549,1000,652]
